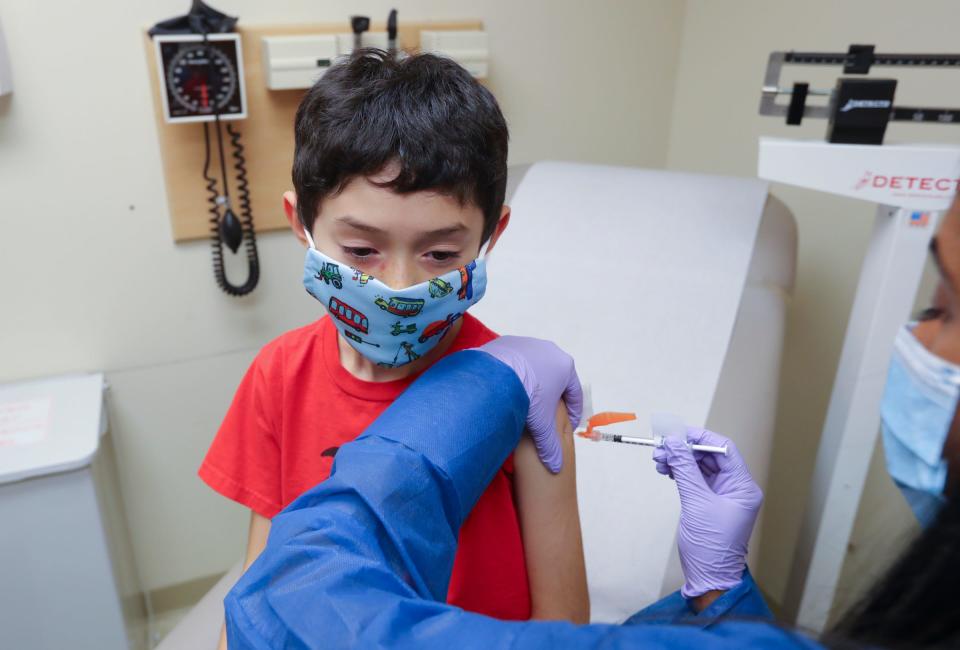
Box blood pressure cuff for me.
[225,350,820,649]
[148,1,237,36]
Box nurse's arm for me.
[225,351,806,648]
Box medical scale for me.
[757,44,960,632]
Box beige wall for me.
[0,0,685,592]
[665,0,960,615]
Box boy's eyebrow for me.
[334,215,386,234]
[335,215,469,239]
[418,224,469,239]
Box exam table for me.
[157,161,796,646]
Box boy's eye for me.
[343,247,376,260]
[426,250,459,263]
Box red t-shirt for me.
[199,313,531,619]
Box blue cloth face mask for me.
[881,324,960,526]
[301,230,488,368]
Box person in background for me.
[824,189,960,649]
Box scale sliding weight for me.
[759,44,960,144]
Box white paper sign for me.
[0,398,51,447]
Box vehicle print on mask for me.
[344,330,381,347]
[374,296,425,317]
[328,296,369,333]
[419,313,462,344]
[391,321,418,336]
[393,341,421,366]
[429,277,454,298]
[351,268,372,287]
[315,262,343,289]
[457,261,476,300]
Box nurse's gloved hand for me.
[653,428,763,599]
[475,336,582,474]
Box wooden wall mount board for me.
[144,20,483,242]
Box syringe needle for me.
[578,430,728,455]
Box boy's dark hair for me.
[293,49,509,243]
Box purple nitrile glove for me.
[653,427,763,598]
[475,336,583,474]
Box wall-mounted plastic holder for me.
[420,30,488,78]
[262,31,403,90]
[261,34,339,90]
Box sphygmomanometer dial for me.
[166,43,238,114]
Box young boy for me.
[200,50,588,642]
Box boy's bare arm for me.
[217,511,271,649]
[514,402,590,623]
[242,512,272,569]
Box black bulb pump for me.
[202,110,260,297]
[218,208,243,253]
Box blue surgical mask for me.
[301,230,488,368]
[880,324,960,525]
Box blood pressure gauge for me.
[153,33,247,123]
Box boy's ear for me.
[284,191,309,247]
[484,206,511,254]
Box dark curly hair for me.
[292,49,509,244]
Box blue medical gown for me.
[225,351,820,649]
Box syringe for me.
[575,410,729,455]
[577,429,728,455]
